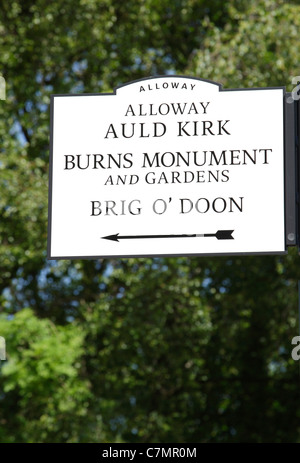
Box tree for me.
[0,0,300,443]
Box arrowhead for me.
[102,233,119,242]
[216,230,234,240]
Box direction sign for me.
[48,76,286,258]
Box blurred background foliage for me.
[0,0,300,443]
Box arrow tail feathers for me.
[215,230,234,240]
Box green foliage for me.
[83,259,212,442]
[188,0,300,89]
[1,0,300,443]
[0,309,91,442]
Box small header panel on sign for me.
[48,76,286,259]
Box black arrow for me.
[102,230,234,242]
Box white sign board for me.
[48,76,285,258]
